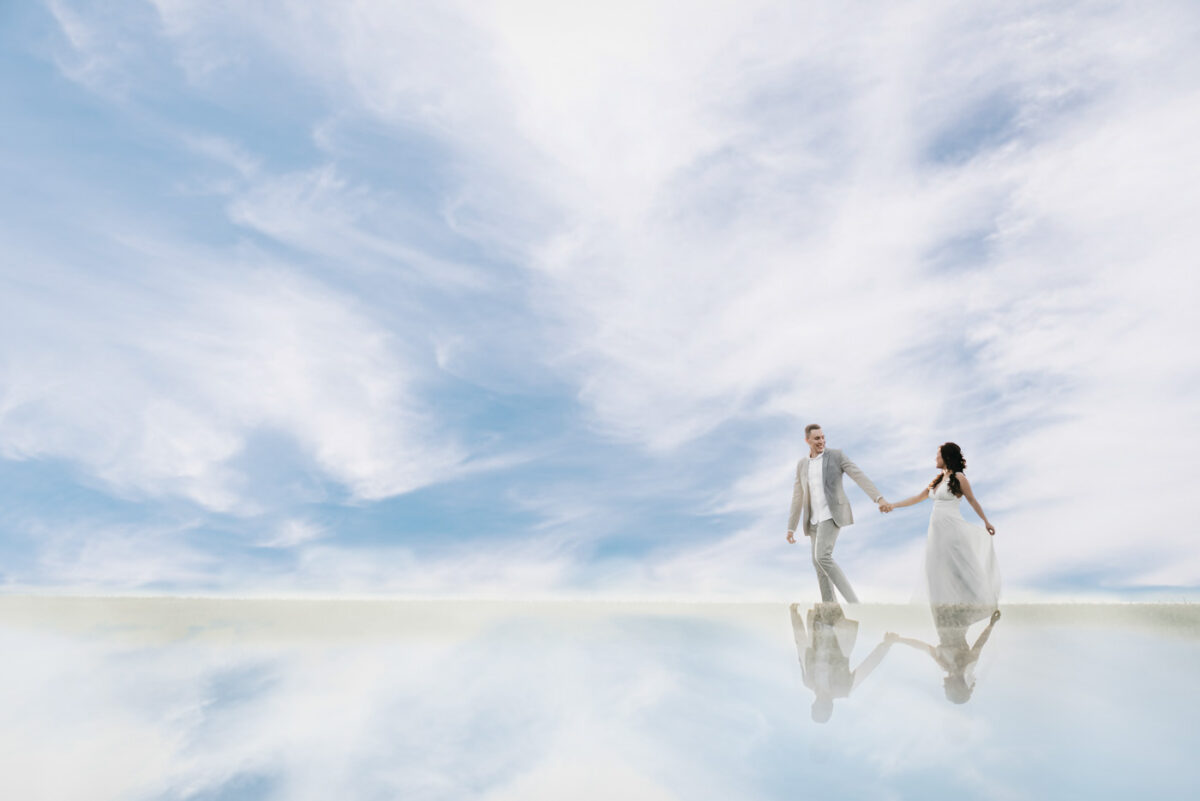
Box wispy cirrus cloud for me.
[0,252,467,512]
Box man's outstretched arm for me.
[842,453,886,505]
[851,639,895,691]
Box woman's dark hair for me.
[944,674,973,704]
[931,442,966,497]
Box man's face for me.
[807,428,826,454]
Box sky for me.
[1,0,1199,600]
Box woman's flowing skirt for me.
[924,506,1001,626]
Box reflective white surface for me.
[1,598,1196,800]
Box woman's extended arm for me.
[886,487,929,511]
[958,474,995,535]
[968,610,1002,660]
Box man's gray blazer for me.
[787,449,883,536]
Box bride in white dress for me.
[884,441,999,608]
[883,442,1002,702]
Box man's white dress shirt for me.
[808,452,833,524]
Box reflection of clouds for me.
[0,630,180,800]
[483,748,681,801]
[0,602,714,800]
[1,600,1198,799]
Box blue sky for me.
[2,0,1199,599]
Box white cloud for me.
[225,164,494,293]
[25,519,219,590]
[0,251,466,512]
[259,518,327,549]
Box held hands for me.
[877,499,894,514]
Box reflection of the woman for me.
[887,606,1002,704]
[790,602,894,723]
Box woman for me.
[886,609,1002,704]
[883,442,1002,703]
[883,442,1000,613]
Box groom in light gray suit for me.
[786,424,888,603]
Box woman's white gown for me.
[924,477,1001,622]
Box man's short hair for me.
[805,423,822,438]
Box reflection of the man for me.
[789,602,894,723]
[887,606,1002,704]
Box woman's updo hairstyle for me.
[931,442,966,497]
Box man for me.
[790,601,895,722]
[786,424,888,603]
